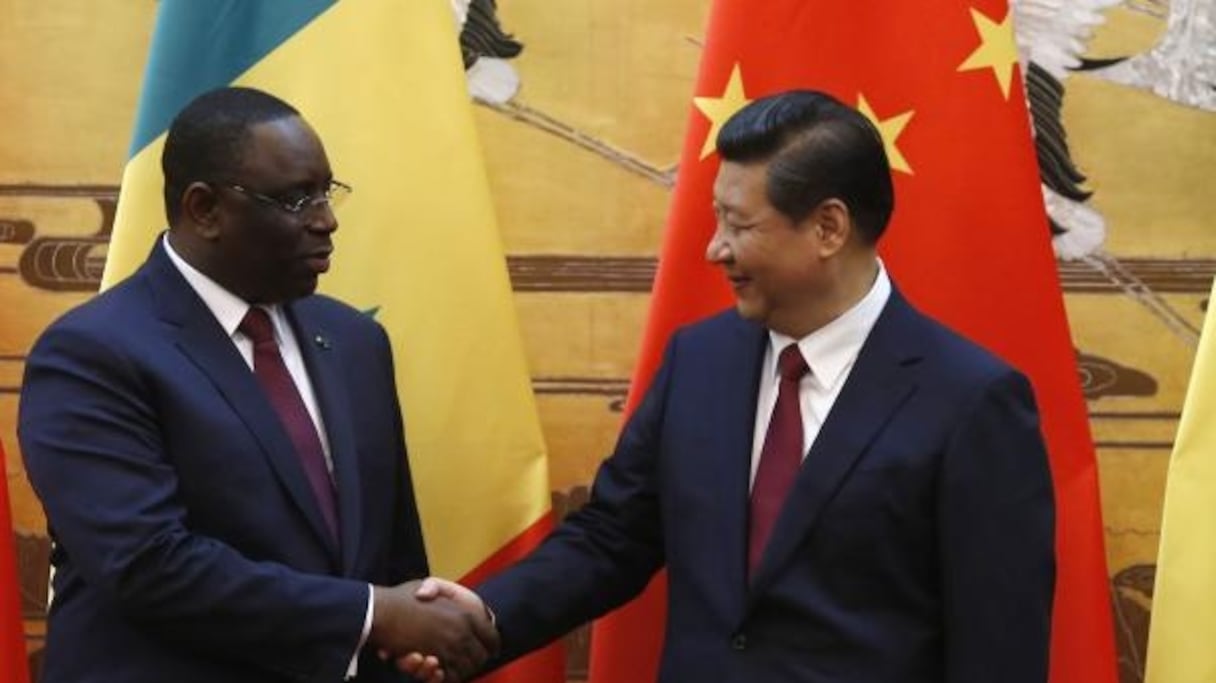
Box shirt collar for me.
[161,234,276,339]
[769,259,892,391]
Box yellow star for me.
[957,7,1020,100]
[693,63,752,160]
[857,94,914,175]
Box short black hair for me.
[161,86,299,224]
[716,90,894,244]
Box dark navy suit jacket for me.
[19,243,427,683]
[479,291,1055,682]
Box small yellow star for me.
[957,7,1020,100]
[693,63,752,160]
[857,94,914,175]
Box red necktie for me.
[240,307,339,542]
[748,343,809,575]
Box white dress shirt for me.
[162,236,333,469]
[162,236,370,677]
[749,261,892,489]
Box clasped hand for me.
[368,578,497,683]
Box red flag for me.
[460,515,565,683]
[588,2,1116,683]
[1,440,30,683]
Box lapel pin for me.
[314,334,331,350]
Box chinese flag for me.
[1,440,30,683]
[588,2,1117,683]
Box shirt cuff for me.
[346,584,375,679]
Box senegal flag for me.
[105,3,562,681]
[1146,277,1216,683]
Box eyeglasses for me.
[221,179,353,214]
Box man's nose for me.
[705,227,729,263]
[307,201,338,233]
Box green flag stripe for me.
[128,0,336,157]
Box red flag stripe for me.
[462,514,565,683]
[1,441,31,683]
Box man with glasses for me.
[19,86,497,683]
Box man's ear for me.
[809,198,852,257]
[180,181,223,239]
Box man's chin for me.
[734,299,765,322]
[283,277,320,301]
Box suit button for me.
[731,633,747,650]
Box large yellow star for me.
[693,63,752,160]
[857,94,914,175]
[957,7,1019,100]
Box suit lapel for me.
[747,293,923,599]
[705,318,769,617]
[288,302,364,576]
[144,244,341,560]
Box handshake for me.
[369,578,497,683]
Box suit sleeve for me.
[475,335,677,663]
[19,323,370,683]
[938,369,1055,683]
[378,322,429,583]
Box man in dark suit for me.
[19,87,495,683]
[413,89,1055,682]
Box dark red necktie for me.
[748,343,809,575]
[240,307,339,542]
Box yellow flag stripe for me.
[1145,276,1216,683]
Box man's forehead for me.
[713,161,766,202]
[244,115,312,150]
[239,116,329,175]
